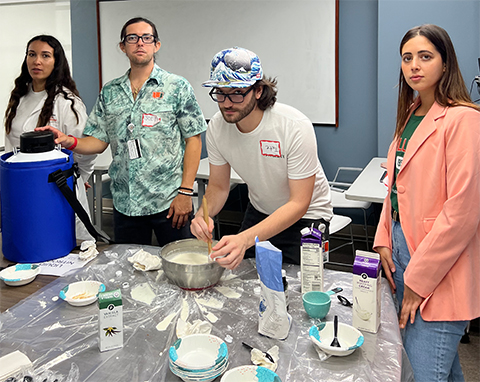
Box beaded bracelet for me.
[66,135,78,150]
[178,190,194,196]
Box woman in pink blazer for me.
[374,24,480,382]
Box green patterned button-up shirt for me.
[84,64,207,216]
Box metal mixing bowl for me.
[160,239,224,290]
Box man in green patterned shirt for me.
[38,17,207,246]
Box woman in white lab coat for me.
[4,34,95,241]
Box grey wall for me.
[70,0,99,112]
[316,0,379,179]
[70,0,480,179]
[377,0,480,156]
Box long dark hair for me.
[395,24,479,138]
[4,35,80,134]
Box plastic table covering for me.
[0,244,413,382]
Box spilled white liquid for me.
[214,286,241,299]
[206,312,218,323]
[130,283,156,305]
[195,297,224,309]
[156,312,177,331]
[180,299,189,321]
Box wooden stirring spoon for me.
[202,196,212,256]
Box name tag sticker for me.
[142,113,160,127]
[127,139,142,160]
[260,140,281,157]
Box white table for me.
[88,156,244,232]
[345,157,388,204]
[195,157,244,201]
[0,244,413,382]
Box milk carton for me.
[300,226,323,293]
[352,250,381,333]
[98,289,123,352]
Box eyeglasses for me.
[209,87,254,103]
[123,34,156,44]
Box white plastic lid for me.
[281,269,286,277]
[300,227,310,236]
[6,148,69,163]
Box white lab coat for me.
[5,86,97,241]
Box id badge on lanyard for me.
[127,122,142,160]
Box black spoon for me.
[330,315,341,347]
[337,295,353,307]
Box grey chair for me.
[329,167,372,249]
[329,214,355,256]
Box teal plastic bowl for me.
[302,291,332,319]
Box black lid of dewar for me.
[20,131,55,153]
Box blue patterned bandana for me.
[202,47,263,88]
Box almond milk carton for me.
[352,250,381,333]
[300,226,323,293]
[98,289,123,352]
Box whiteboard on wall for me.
[0,0,71,148]
[99,0,338,125]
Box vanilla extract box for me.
[352,250,382,333]
[98,289,123,352]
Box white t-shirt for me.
[7,89,46,142]
[4,85,95,240]
[207,102,332,221]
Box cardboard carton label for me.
[352,251,381,333]
[301,227,323,293]
[98,289,123,352]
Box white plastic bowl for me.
[169,358,229,382]
[169,334,228,370]
[0,264,40,286]
[220,365,281,382]
[59,280,106,306]
[309,321,364,356]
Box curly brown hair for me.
[253,76,278,111]
[4,35,80,134]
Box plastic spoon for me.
[202,196,212,257]
[330,315,341,347]
[337,295,353,307]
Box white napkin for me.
[78,241,98,261]
[128,249,161,271]
[176,318,212,338]
[250,345,279,371]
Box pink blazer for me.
[374,100,480,321]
